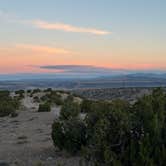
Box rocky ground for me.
[72,87,154,102]
[0,93,81,166]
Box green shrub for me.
[81,99,93,113]
[33,96,40,103]
[0,90,20,117]
[83,88,166,165]
[15,90,24,98]
[41,91,63,106]
[60,101,80,120]
[44,88,52,92]
[40,95,49,102]
[30,93,33,97]
[52,119,87,154]
[32,89,41,94]
[51,121,64,150]
[38,102,51,112]
[84,102,130,165]
[65,95,74,103]
[0,90,10,99]
[51,88,166,165]
[51,93,63,105]
[27,89,32,93]
[0,101,15,117]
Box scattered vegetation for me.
[80,99,93,113]
[43,88,52,92]
[1,87,165,165]
[27,89,32,93]
[52,88,166,165]
[33,96,40,103]
[15,89,25,98]
[0,90,20,117]
[38,102,51,112]
[60,97,80,120]
[32,89,41,94]
[41,91,64,106]
[52,119,87,154]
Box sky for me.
[0,0,166,74]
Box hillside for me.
[0,88,166,166]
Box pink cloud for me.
[0,11,111,35]
[31,20,111,35]
[15,44,72,55]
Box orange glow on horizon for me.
[0,44,166,74]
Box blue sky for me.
[0,0,166,74]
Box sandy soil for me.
[0,94,81,166]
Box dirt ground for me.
[0,94,81,166]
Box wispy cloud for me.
[0,10,111,35]
[15,44,72,54]
[30,20,111,35]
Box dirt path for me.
[0,95,80,166]
[21,93,39,111]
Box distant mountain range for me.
[0,71,166,81]
[1,65,166,81]
[0,72,166,90]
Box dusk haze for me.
[0,1,166,166]
[0,0,166,75]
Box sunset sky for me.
[0,0,166,74]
